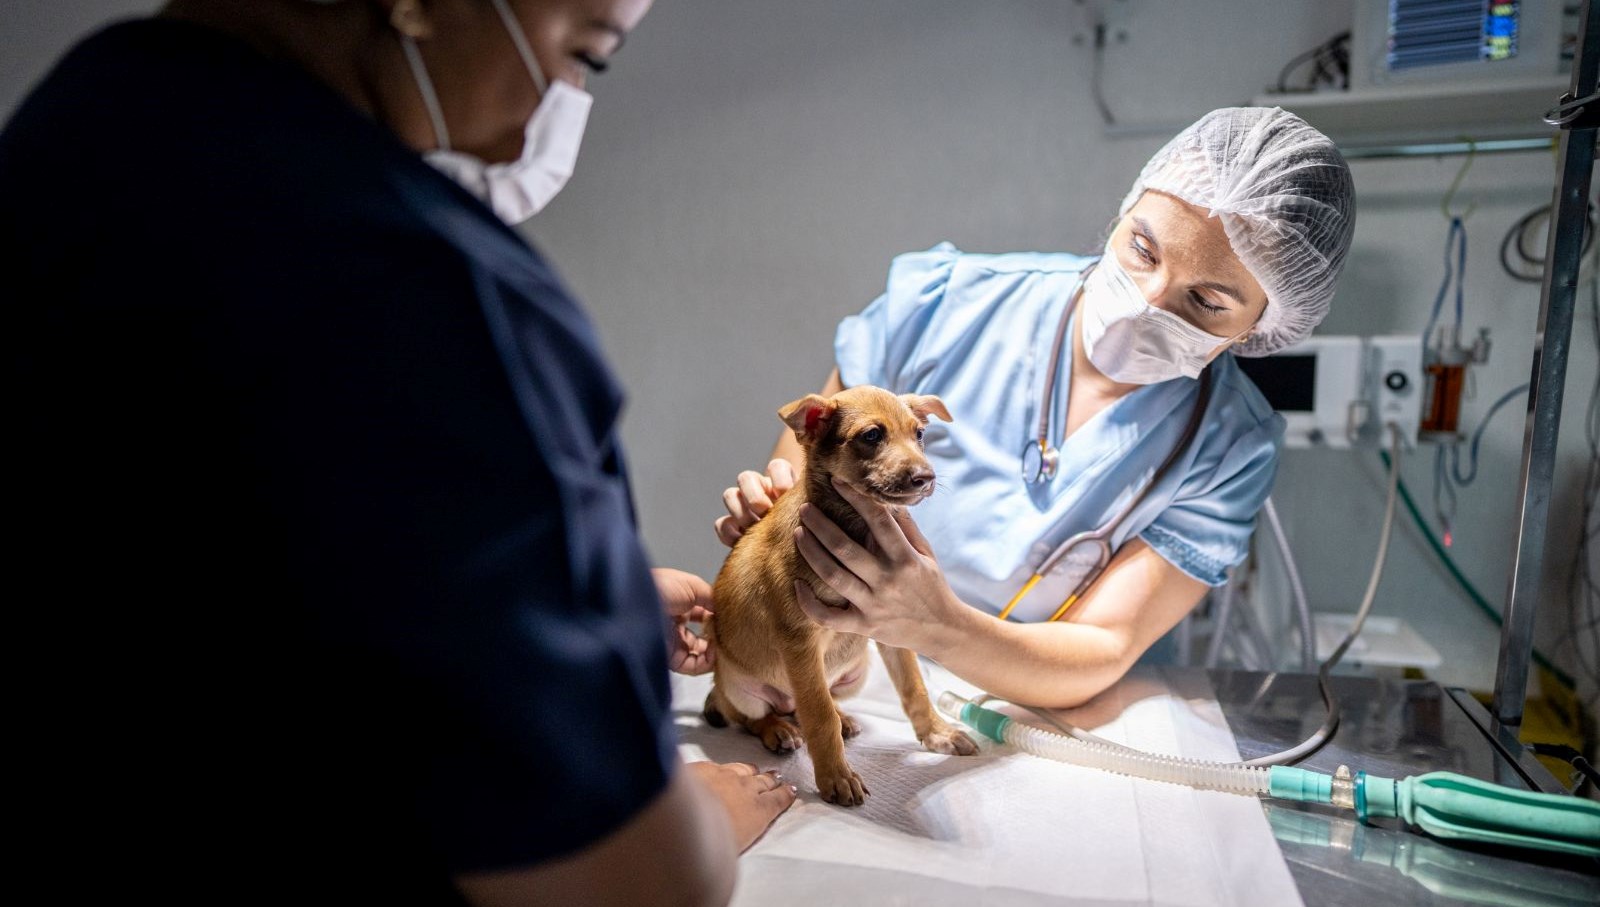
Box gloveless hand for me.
[791,477,966,654]
[714,458,798,548]
[654,567,716,675]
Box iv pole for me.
[1491,0,1598,773]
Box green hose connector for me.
[1358,770,1600,858]
[959,700,1012,743]
[1268,766,1334,805]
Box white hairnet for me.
[1119,107,1355,357]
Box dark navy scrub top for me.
[3,19,674,902]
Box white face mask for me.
[1080,241,1246,384]
[401,0,593,224]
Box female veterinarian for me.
[718,107,1356,709]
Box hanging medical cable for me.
[1262,497,1315,673]
[1270,32,1351,94]
[1499,200,1596,284]
[1447,383,1529,487]
[1422,217,1467,351]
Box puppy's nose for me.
[905,467,935,492]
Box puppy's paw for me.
[920,723,979,756]
[751,714,803,753]
[837,711,862,739]
[701,696,728,729]
[815,762,869,806]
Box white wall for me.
[6,2,1594,702]
[0,0,158,122]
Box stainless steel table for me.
[1210,670,1600,905]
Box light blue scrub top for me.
[835,243,1285,625]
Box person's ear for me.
[384,0,435,40]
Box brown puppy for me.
[705,386,978,806]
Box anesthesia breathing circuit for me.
[939,426,1600,858]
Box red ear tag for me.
[805,406,825,434]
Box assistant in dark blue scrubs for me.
[4,18,674,900]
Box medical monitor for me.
[1351,0,1563,88]
[1236,336,1424,449]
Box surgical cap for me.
[1119,107,1355,357]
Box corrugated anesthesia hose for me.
[937,692,1600,857]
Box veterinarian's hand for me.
[687,761,797,852]
[791,478,966,653]
[654,568,716,675]
[715,458,798,547]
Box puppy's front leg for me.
[876,642,978,756]
[782,639,868,806]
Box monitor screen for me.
[1236,354,1318,413]
[1388,0,1520,71]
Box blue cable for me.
[1422,217,1466,348]
[1450,383,1530,487]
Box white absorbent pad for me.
[672,660,1302,907]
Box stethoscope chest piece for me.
[1022,440,1060,484]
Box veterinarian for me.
[718,107,1355,711]
[5,0,790,903]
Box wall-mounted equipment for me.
[1350,0,1561,89]
[1256,0,1569,148]
[1235,335,1424,449]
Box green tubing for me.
[1380,451,1576,691]
[1360,770,1600,858]
[1268,766,1334,804]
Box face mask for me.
[1080,241,1245,384]
[401,0,593,224]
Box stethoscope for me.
[1001,263,1215,623]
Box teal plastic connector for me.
[959,701,1012,743]
[1268,766,1334,805]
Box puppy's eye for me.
[860,427,884,445]
[915,428,925,444]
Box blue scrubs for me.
[4,20,673,901]
[837,243,1284,624]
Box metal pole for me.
[1491,0,1600,731]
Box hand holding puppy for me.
[791,483,967,658]
[715,459,798,548]
[655,567,716,675]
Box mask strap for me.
[488,0,551,95]
[400,35,453,152]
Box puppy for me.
[705,385,978,806]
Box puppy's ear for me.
[901,394,952,424]
[779,394,838,444]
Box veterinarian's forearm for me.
[920,606,1133,709]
